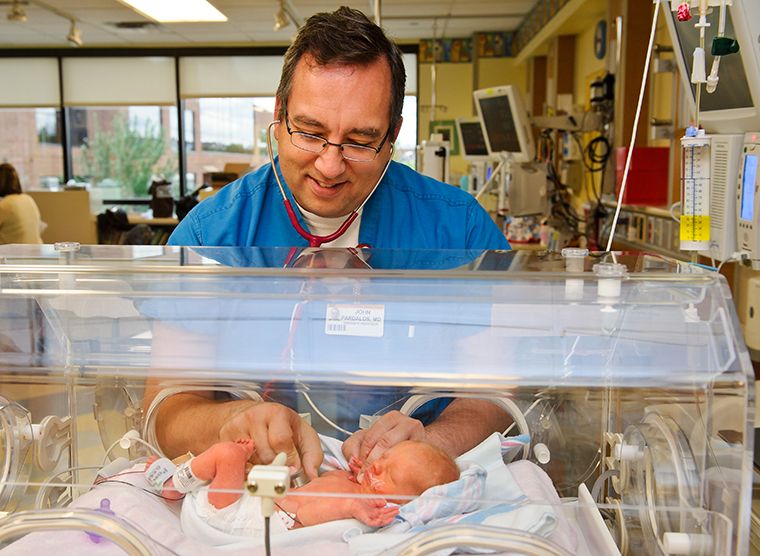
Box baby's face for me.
[355,442,427,500]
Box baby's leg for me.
[193,439,254,509]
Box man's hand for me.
[219,401,322,479]
[342,410,425,464]
[341,399,512,465]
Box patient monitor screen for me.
[742,154,758,221]
[459,121,489,157]
[479,96,521,154]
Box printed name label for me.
[325,304,385,337]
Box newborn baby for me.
[148,439,459,533]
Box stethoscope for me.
[266,120,394,247]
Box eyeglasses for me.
[284,108,391,162]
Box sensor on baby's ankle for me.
[145,457,177,493]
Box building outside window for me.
[0,108,63,191]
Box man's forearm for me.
[153,393,257,457]
[424,398,512,458]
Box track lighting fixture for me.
[7,0,27,22]
[273,0,289,31]
[67,19,82,46]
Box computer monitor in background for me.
[472,86,544,216]
[663,0,760,133]
[455,117,492,194]
[455,117,489,159]
[473,85,535,163]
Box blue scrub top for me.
[169,159,510,251]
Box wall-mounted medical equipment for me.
[679,129,712,251]
[0,245,752,555]
[664,0,760,133]
[737,132,760,265]
[416,134,450,184]
[473,85,545,216]
[455,117,493,194]
[698,133,743,261]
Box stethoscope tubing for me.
[265,120,393,247]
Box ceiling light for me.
[7,1,26,22]
[67,19,82,47]
[273,1,289,32]
[116,0,227,23]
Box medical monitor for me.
[663,0,760,133]
[740,153,757,222]
[738,133,760,256]
[473,85,535,163]
[455,117,489,159]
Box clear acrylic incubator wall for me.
[0,244,753,556]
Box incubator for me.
[0,244,753,555]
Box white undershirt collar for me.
[295,202,363,247]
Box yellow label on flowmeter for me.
[680,215,711,241]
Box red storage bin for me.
[614,147,670,206]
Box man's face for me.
[274,55,399,218]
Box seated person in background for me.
[0,163,43,244]
[149,438,459,532]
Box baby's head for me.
[356,440,460,503]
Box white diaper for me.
[189,489,290,539]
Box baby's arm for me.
[295,496,398,527]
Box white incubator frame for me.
[0,244,753,556]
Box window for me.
[170,108,195,151]
[35,108,61,145]
[395,95,418,169]
[0,52,419,203]
[0,108,63,191]
[70,106,179,200]
[183,97,273,187]
[128,106,162,137]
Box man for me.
[153,7,510,479]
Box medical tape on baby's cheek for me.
[145,458,177,492]
[172,458,209,493]
[368,475,385,490]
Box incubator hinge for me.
[26,415,72,472]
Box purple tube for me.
[86,498,116,544]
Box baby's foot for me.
[235,438,255,459]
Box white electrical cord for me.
[300,391,353,436]
[605,0,662,254]
[102,430,162,466]
[34,465,104,509]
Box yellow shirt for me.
[0,193,43,244]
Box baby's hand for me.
[350,497,398,527]
[348,456,364,480]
